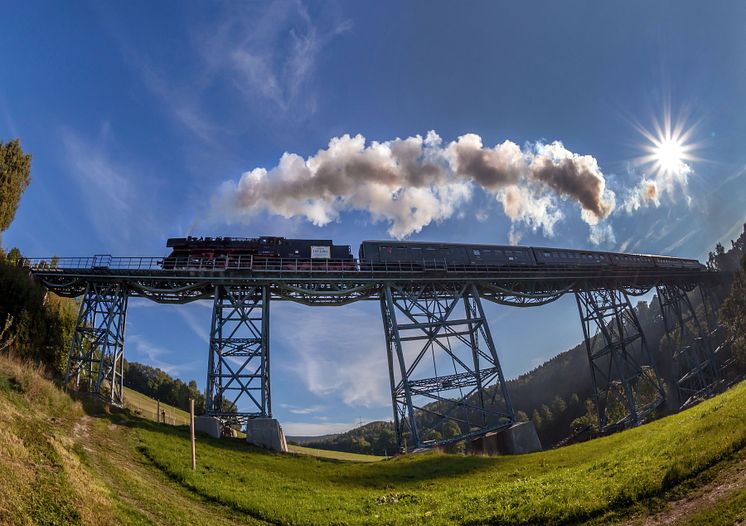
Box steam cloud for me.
[214,131,617,241]
[622,158,692,213]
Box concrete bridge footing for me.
[246,418,288,452]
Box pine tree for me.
[0,139,32,235]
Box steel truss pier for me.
[576,288,665,431]
[65,282,128,406]
[380,283,514,451]
[206,285,271,423]
[657,284,721,407]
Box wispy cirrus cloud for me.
[60,126,159,249]
[127,334,201,377]
[280,403,326,415]
[100,1,350,146]
[274,303,390,409]
[198,1,351,118]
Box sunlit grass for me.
[288,443,384,462]
[137,381,746,525]
[123,387,191,425]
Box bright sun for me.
[637,109,697,177]
[653,136,685,174]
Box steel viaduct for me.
[25,253,728,451]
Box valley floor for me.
[1,354,744,525]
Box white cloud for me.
[589,223,616,246]
[279,404,326,415]
[213,131,617,240]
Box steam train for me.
[162,236,705,272]
[162,236,354,270]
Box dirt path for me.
[627,454,746,526]
[80,414,268,525]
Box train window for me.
[544,251,551,257]
[473,249,481,256]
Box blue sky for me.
[2,1,746,435]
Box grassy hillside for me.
[123,386,191,426]
[1,351,745,525]
[0,355,114,524]
[122,385,382,462]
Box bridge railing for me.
[20,255,710,278]
[21,255,455,273]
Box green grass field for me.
[121,386,383,462]
[122,387,191,426]
[1,352,745,525]
[287,443,383,462]
[137,381,746,525]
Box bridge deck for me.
[25,256,715,306]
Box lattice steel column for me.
[65,282,128,406]
[657,284,721,407]
[698,285,734,372]
[206,285,270,423]
[380,283,514,452]
[576,288,665,431]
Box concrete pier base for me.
[469,422,542,455]
[194,416,221,439]
[246,418,288,452]
[497,421,542,454]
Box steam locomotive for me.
[162,236,354,270]
[161,236,704,272]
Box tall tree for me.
[0,139,32,235]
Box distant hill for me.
[286,433,340,445]
[301,421,397,456]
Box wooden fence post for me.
[190,399,196,470]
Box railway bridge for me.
[25,253,728,451]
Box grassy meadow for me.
[138,381,746,525]
[1,350,745,525]
[122,387,191,426]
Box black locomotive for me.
[163,236,354,270]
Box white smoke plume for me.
[622,159,692,213]
[214,131,617,240]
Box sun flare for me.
[637,108,698,177]
[653,136,685,174]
